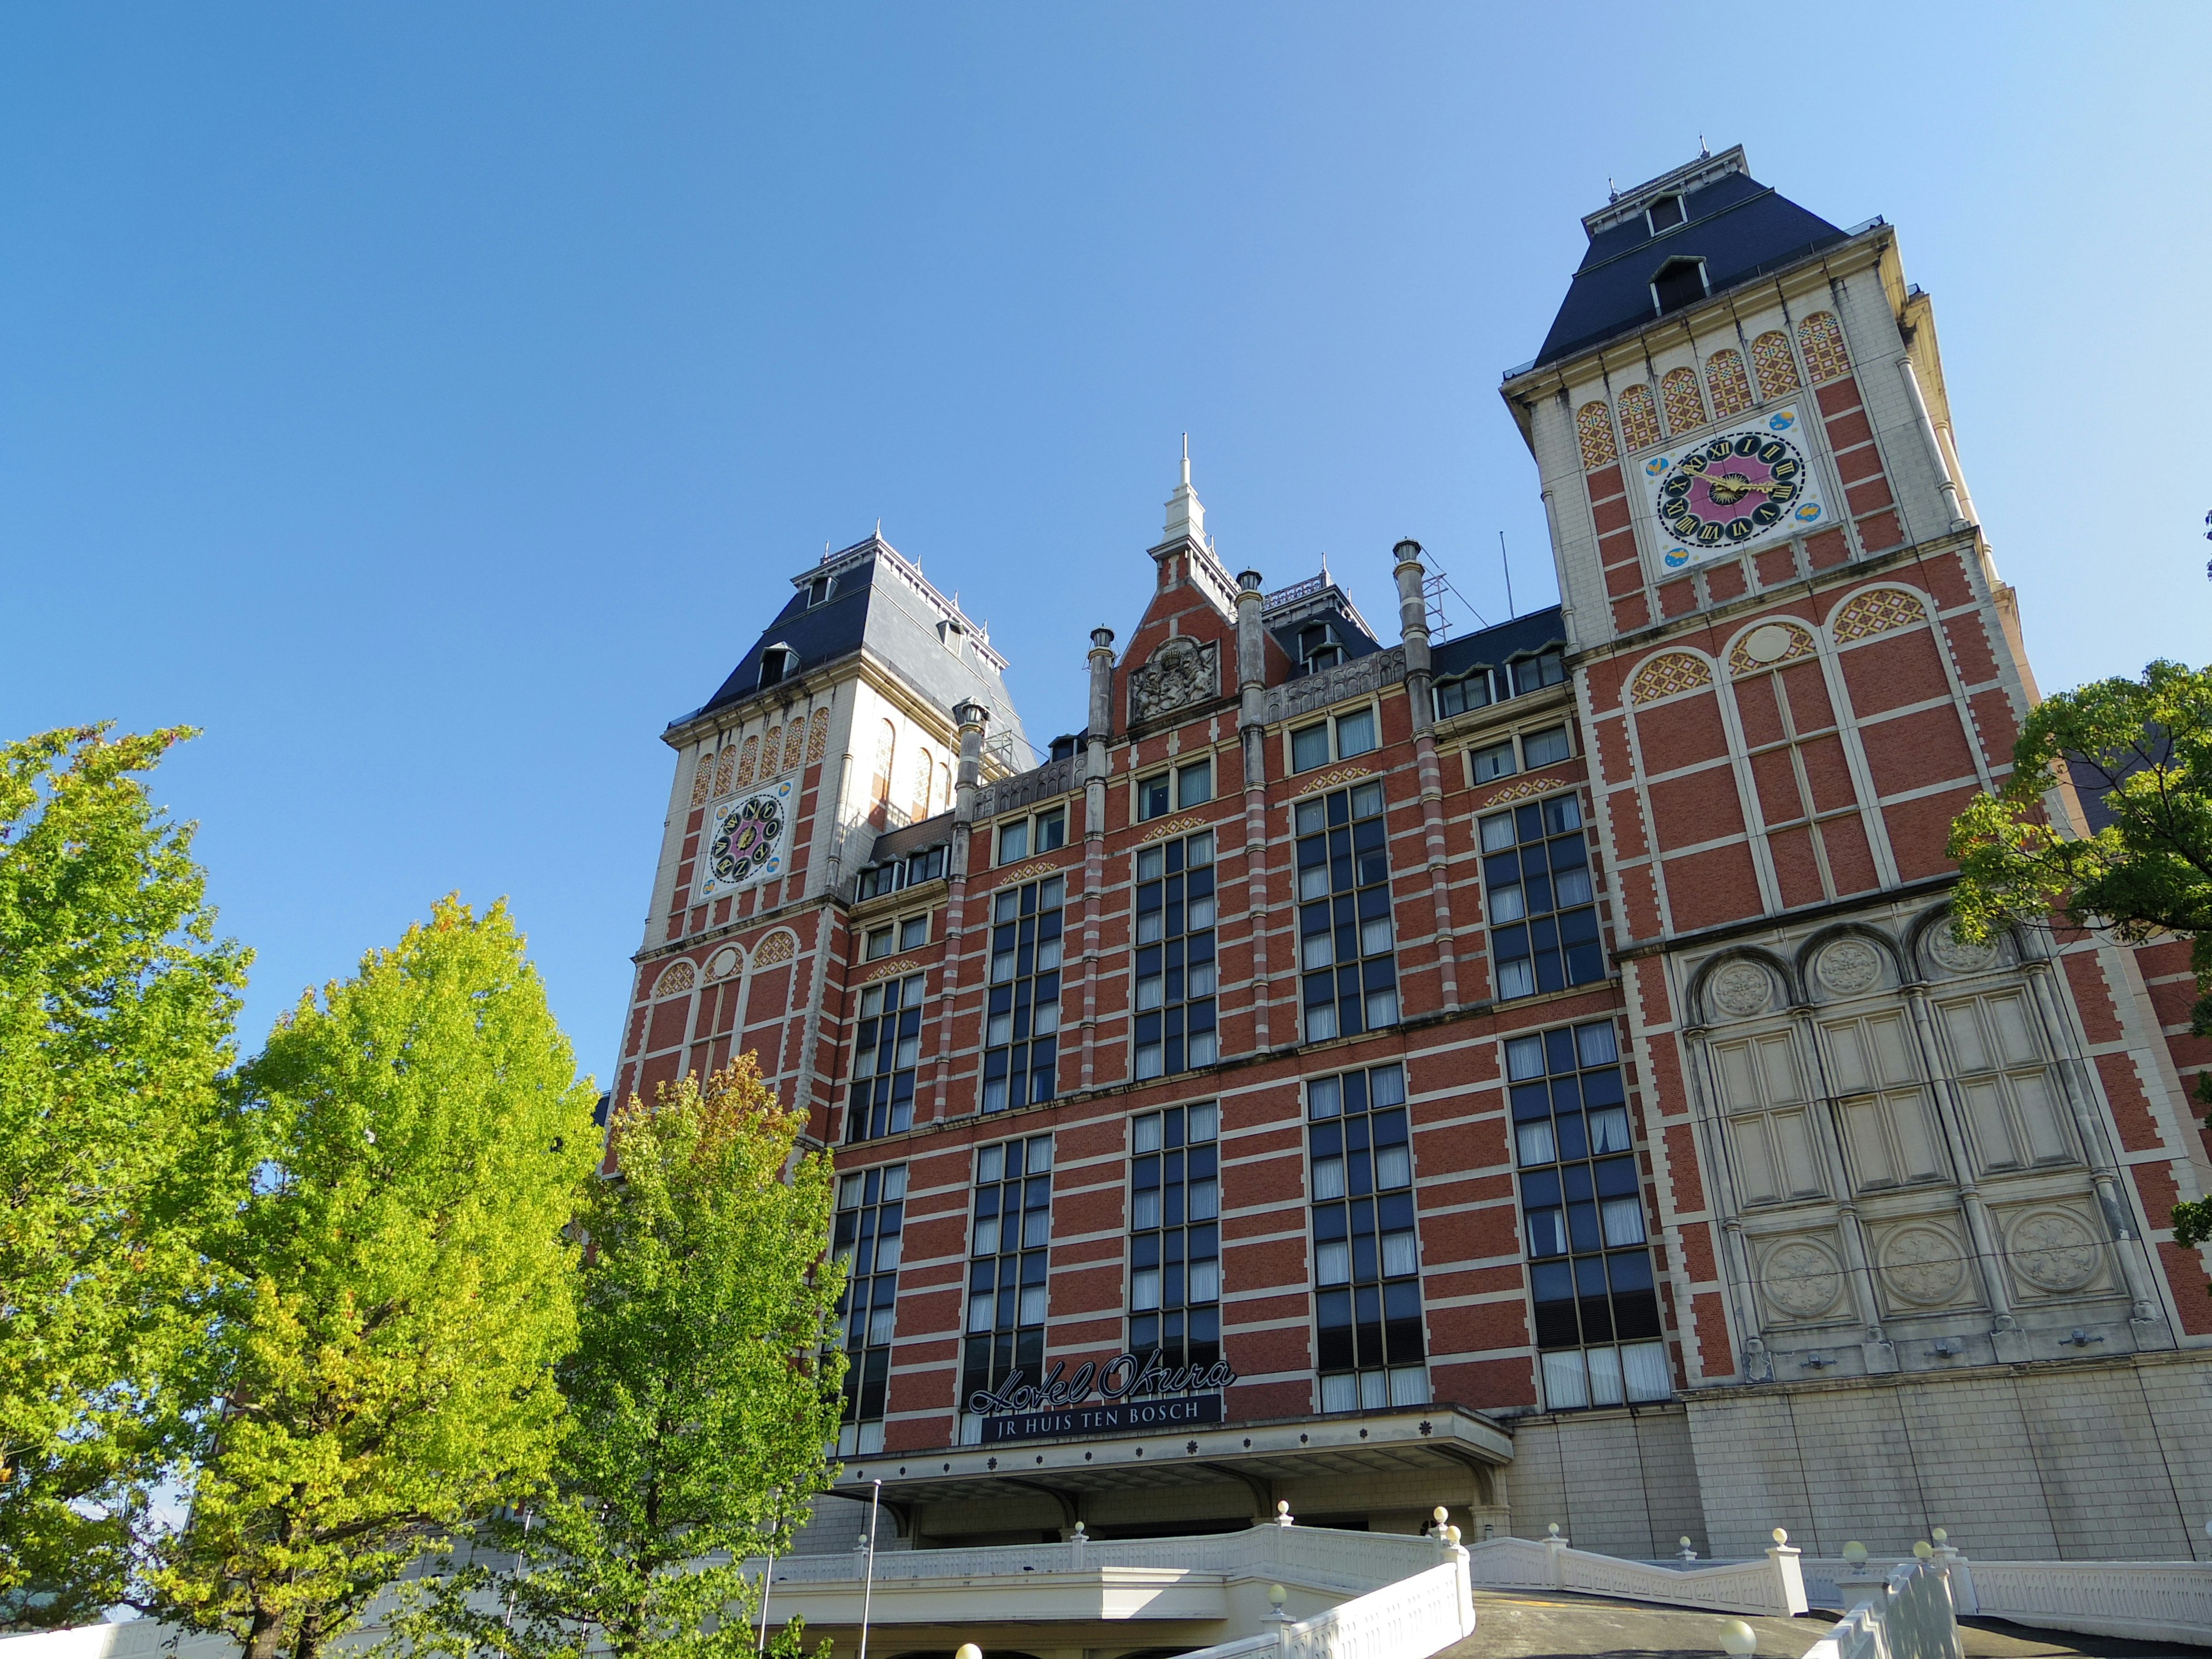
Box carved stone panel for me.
[1129,636,1219,725]
[1822,1010,1949,1189]
[1873,1219,1976,1312]
[1814,936,1885,998]
[2001,1205,2107,1300]
[1923,919,2001,978]
[1758,1234,1848,1323]
[1707,959,1778,1021]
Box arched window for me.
[1705,349,1753,419]
[806,708,830,763]
[713,744,738,797]
[734,734,759,787]
[1616,383,1661,451]
[1798,312,1850,382]
[691,750,716,806]
[870,720,896,825]
[654,959,697,997]
[1661,366,1706,434]
[761,726,783,780]
[1751,331,1800,400]
[938,763,952,809]
[1575,401,1619,471]
[911,745,935,820]
[782,722,808,774]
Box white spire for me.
[1163,435,1206,546]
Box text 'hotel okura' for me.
[608,149,2212,1560]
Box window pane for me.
[999,822,1028,863]
[1139,776,1170,819]
[1313,1157,1346,1200]
[1542,1350,1589,1409]
[1623,1341,1671,1401]
[1523,725,1572,767]
[1320,1372,1357,1412]
[1291,724,1331,771]
[1036,809,1066,851]
[1601,1196,1646,1247]
[1586,1344,1625,1406]
[1177,760,1212,806]
[1472,741,1516,783]
[1335,707,1377,756]
[1388,1366,1427,1407]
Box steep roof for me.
[1528,146,1851,373]
[1430,604,1567,681]
[672,535,1031,757]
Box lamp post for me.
[857,1479,884,1659]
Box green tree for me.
[407,1059,845,1659]
[154,897,602,1659]
[0,725,249,1627]
[1948,658,2212,1244]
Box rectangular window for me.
[998,820,1028,863]
[1470,740,1516,784]
[983,874,1064,1111]
[1177,758,1213,808]
[1309,1063,1426,1411]
[899,914,929,952]
[1130,1104,1221,1369]
[858,864,898,901]
[1138,774,1172,820]
[1296,779,1397,1041]
[865,925,895,960]
[1511,650,1567,696]
[1483,794,1603,999]
[1134,830,1218,1079]
[847,972,924,1142]
[907,846,946,884]
[998,806,1067,863]
[1036,805,1067,852]
[1290,706,1380,773]
[834,1163,907,1456]
[1521,724,1572,768]
[1433,650,1566,723]
[1508,1021,1668,1411]
[961,1134,1053,1442]
[1435,673,1493,719]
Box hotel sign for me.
[969,1349,1236,1446]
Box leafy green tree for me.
[1949,658,2212,1244]
[0,725,249,1627]
[154,897,602,1659]
[407,1059,846,1659]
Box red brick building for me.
[611,148,2212,1560]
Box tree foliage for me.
[406,1060,845,1659]
[153,897,602,1659]
[0,725,248,1627]
[1948,658,2212,1246]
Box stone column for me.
[1393,539,1459,1010]
[1081,630,1115,1091]
[1234,570,1272,1050]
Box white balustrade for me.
[1459,1525,1806,1616]
[1175,1551,1475,1659]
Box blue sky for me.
[6,5,2208,1088]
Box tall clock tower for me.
[1501,147,2212,1550]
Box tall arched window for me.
[1705,349,1753,418]
[1616,382,1661,451]
[1661,367,1706,434]
[870,720,896,825]
[1798,312,1850,382]
[1752,330,1800,400]
[911,745,935,820]
[1575,401,1619,471]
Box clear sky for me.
[6,5,2208,1089]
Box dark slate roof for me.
[1430,605,1567,681]
[1262,571,1385,669]
[866,810,955,862]
[670,536,1031,758]
[1529,152,1851,372]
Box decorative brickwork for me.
[1617,382,1662,450]
[691,752,715,806]
[752,930,796,966]
[1798,312,1850,382]
[654,959,696,995]
[734,734,759,788]
[1727,620,1816,676]
[714,744,739,797]
[705,945,743,980]
[1475,768,1578,809]
[806,707,830,762]
[1577,400,1619,469]
[1705,349,1753,419]
[1628,650,1714,704]
[783,722,808,773]
[1830,586,1927,642]
[762,724,784,779]
[1661,366,1707,435]
[1751,330,1800,400]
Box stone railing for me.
[1799,1541,2212,1646]
[1803,1558,1959,1659]
[754,1518,1438,1601]
[1461,1526,1807,1617]
[1173,1547,1475,1659]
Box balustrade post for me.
[1764,1527,1808,1616]
[1544,1522,1569,1590]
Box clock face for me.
[698,781,793,897]
[1644,407,1827,570]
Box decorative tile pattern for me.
[654,959,696,995]
[1628,650,1714,704]
[1727,620,1816,676]
[752,930,797,967]
[1474,768,1576,808]
[1616,382,1662,451]
[762,725,784,779]
[715,744,740,797]
[1830,586,1927,643]
[1752,329,1801,400]
[1705,349,1754,418]
[705,945,743,980]
[1798,312,1850,383]
[784,722,809,774]
[691,751,716,806]
[1576,400,1619,470]
[806,708,830,763]
[734,735,759,788]
[1662,366,1707,434]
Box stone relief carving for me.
[1815,937,1884,997]
[1925,921,1999,976]
[1262,646,1407,726]
[1878,1224,1968,1306]
[1709,961,1776,1020]
[1762,1238,1846,1320]
[1129,635,1219,724]
[2006,1209,2101,1295]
